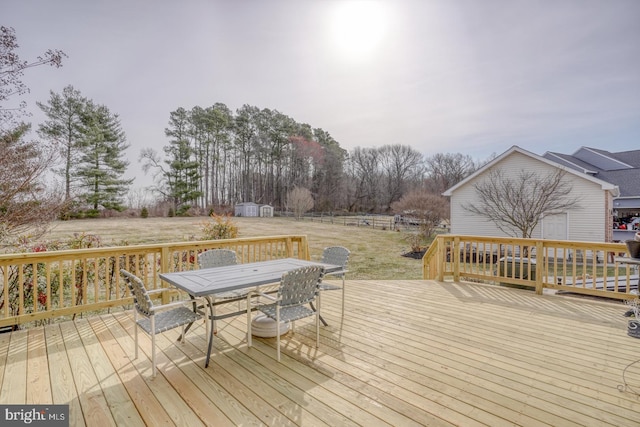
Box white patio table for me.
[159,258,341,367]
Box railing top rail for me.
[0,234,309,262]
[438,234,627,247]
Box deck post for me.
[535,240,544,294]
[453,236,461,283]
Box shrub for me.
[140,206,149,218]
[200,213,238,240]
[167,207,175,217]
[176,204,191,217]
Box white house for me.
[442,146,619,242]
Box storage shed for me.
[259,205,274,217]
[234,202,259,217]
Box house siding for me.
[449,151,609,242]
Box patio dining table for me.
[159,257,341,367]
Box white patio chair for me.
[198,249,247,334]
[247,265,324,361]
[121,269,201,377]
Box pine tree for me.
[76,103,132,211]
[37,85,87,200]
[163,108,201,213]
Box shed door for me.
[543,213,568,240]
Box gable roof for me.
[543,146,640,198]
[443,145,619,196]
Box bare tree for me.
[1,26,65,130]
[464,168,581,238]
[0,124,66,245]
[392,190,449,250]
[286,186,314,220]
[379,144,425,211]
[125,187,155,210]
[425,152,476,194]
[346,147,381,212]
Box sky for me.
[4,0,640,188]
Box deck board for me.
[1,329,27,404]
[58,320,116,426]
[44,324,85,426]
[26,327,51,404]
[1,279,640,426]
[0,331,10,399]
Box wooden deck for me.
[1,279,640,426]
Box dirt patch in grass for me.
[42,216,426,280]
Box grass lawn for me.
[42,216,426,280]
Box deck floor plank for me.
[44,324,85,427]
[26,327,51,404]
[77,318,147,427]
[0,329,27,404]
[58,320,117,426]
[1,280,640,426]
[0,326,12,399]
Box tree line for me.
[141,104,481,214]
[140,104,348,214]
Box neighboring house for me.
[443,146,619,242]
[234,202,259,217]
[543,147,640,241]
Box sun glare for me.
[330,1,388,61]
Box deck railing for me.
[423,234,638,300]
[0,235,309,328]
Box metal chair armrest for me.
[149,298,203,314]
[325,268,348,276]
